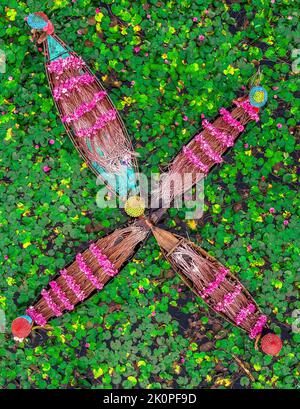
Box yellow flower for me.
[133,25,141,32]
[7,277,15,286]
[274,280,283,289]
[213,204,221,214]
[23,241,31,249]
[123,96,135,106]
[0,296,6,308]
[223,65,239,75]
[216,377,231,386]
[6,8,17,21]
[254,363,261,371]
[162,53,168,59]
[61,178,70,185]
[93,368,103,379]
[128,376,137,384]
[53,0,68,8]
[5,128,13,140]
[95,12,104,22]
[187,219,197,230]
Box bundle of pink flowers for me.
[60,268,85,301]
[235,303,256,326]
[49,280,74,311]
[199,267,228,299]
[26,306,47,326]
[41,289,62,317]
[249,315,267,339]
[89,243,118,277]
[202,119,234,147]
[215,284,242,313]
[53,73,95,101]
[76,253,104,290]
[62,91,107,123]
[183,146,209,173]
[219,107,244,132]
[233,99,260,122]
[47,56,86,78]
[76,110,117,138]
[195,133,223,164]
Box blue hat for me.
[27,13,48,30]
[249,86,268,108]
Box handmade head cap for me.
[249,86,268,108]
[11,315,33,339]
[26,12,54,35]
[261,332,282,355]
[125,196,145,217]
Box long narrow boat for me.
[152,227,266,338]
[27,12,139,198]
[24,222,150,328]
[153,97,261,206]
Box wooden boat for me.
[152,226,267,338]
[29,12,139,198]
